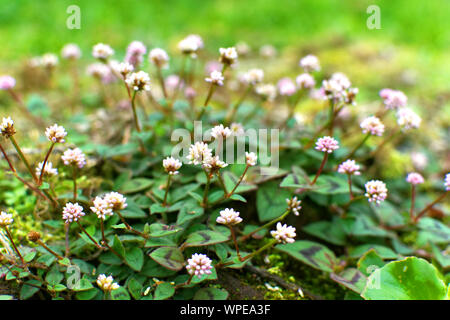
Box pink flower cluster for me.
[186,253,213,278]
[62,202,85,223]
[315,136,339,153]
[379,88,407,109]
[338,159,361,175]
[406,172,424,185]
[364,180,388,205]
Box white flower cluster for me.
[115,62,134,77]
[61,148,86,169]
[211,124,232,139]
[163,156,182,175]
[186,253,213,278]
[219,47,238,65]
[45,124,67,143]
[364,180,388,205]
[0,211,13,227]
[90,196,113,220]
[187,142,213,166]
[92,43,114,60]
[396,108,421,130]
[296,73,315,89]
[205,71,225,86]
[41,53,59,68]
[255,83,277,101]
[245,152,257,166]
[178,34,203,58]
[286,197,302,216]
[216,208,243,225]
[103,192,127,211]
[35,161,58,177]
[61,43,81,60]
[0,116,15,138]
[62,202,85,224]
[271,223,296,244]
[360,116,385,136]
[241,69,264,85]
[445,173,450,191]
[321,72,358,104]
[299,54,320,73]
[126,71,151,91]
[97,274,120,292]
[149,48,169,69]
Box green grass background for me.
[0,0,449,60]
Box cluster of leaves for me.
[0,37,448,301]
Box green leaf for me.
[357,249,385,276]
[223,171,257,195]
[256,180,291,222]
[75,288,101,300]
[154,282,175,300]
[120,198,147,218]
[193,287,229,300]
[45,266,64,286]
[121,178,153,194]
[171,183,200,202]
[302,219,347,246]
[125,247,144,271]
[430,243,450,269]
[110,287,131,300]
[0,295,13,300]
[184,230,229,247]
[280,173,313,189]
[20,280,41,300]
[71,278,94,292]
[330,268,367,294]
[276,240,337,273]
[349,244,398,259]
[149,247,184,271]
[313,175,361,195]
[148,223,182,237]
[141,259,177,278]
[127,277,143,300]
[361,257,448,300]
[112,235,126,258]
[229,194,247,202]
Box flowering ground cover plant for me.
[0,33,449,301]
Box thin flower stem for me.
[410,185,416,222]
[240,239,278,262]
[64,224,70,257]
[227,165,250,198]
[175,274,194,289]
[229,226,242,260]
[39,142,55,185]
[76,221,103,250]
[413,191,449,223]
[36,239,64,260]
[310,153,328,186]
[157,67,168,99]
[0,143,16,173]
[73,166,77,202]
[347,174,354,200]
[116,211,149,239]
[347,133,370,159]
[100,220,122,259]
[4,226,25,265]
[202,171,212,208]
[9,136,38,182]
[216,172,228,194]
[162,174,172,207]
[130,91,141,132]
[239,210,290,243]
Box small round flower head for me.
[61,43,81,60]
[245,152,257,166]
[271,222,296,244]
[45,124,67,143]
[255,83,277,101]
[184,87,197,99]
[321,78,345,101]
[149,48,169,69]
[330,72,351,90]
[0,76,16,90]
[205,70,224,86]
[178,35,202,57]
[338,159,361,175]
[211,124,232,139]
[277,78,297,96]
[62,202,85,224]
[86,63,110,79]
[35,161,58,177]
[315,136,339,153]
[103,192,127,211]
[383,89,407,110]
[125,71,151,91]
[92,43,114,60]
[286,197,302,216]
[230,123,245,136]
[115,62,134,78]
[1,117,16,138]
[360,116,385,136]
[97,274,120,292]
[299,54,320,72]
[163,156,182,175]
[343,87,359,105]
[397,108,421,130]
[259,44,277,59]
[187,142,213,165]
[445,173,450,191]
[202,155,228,172]
[27,231,41,242]
[125,41,147,67]
[236,41,251,56]
[219,47,238,66]
[296,73,315,89]
[61,148,86,169]
[90,196,113,220]
[364,180,388,205]
[41,53,59,68]
[186,253,213,278]
[406,172,425,185]
[165,75,183,92]
[242,69,264,85]
[216,208,242,225]
[0,211,13,227]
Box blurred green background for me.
[0,0,449,60]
